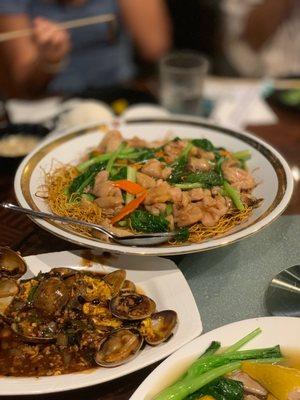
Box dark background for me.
[137,0,234,78]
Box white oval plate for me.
[130,316,300,400]
[0,250,202,395]
[14,116,293,256]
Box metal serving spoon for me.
[265,265,300,317]
[1,202,177,246]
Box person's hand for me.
[33,17,71,66]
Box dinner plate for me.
[0,250,202,395]
[14,116,293,256]
[130,316,300,400]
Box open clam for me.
[49,267,77,279]
[121,280,136,294]
[103,269,126,297]
[95,327,143,367]
[110,293,156,320]
[0,247,27,279]
[0,277,19,298]
[33,277,70,317]
[140,310,177,345]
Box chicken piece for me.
[230,371,268,397]
[164,139,188,162]
[174,194,229,227]
[93,170,110,199]
[141,159,163,179]
[181,192,191,208]
[141,159,171,180]
[94,170,109,186]
[169,186,183,203]
[188,188,210,202]
[190,146,215,161]
[94,191,123,210]
[222,159,255,191]
[126,136,147,148]
[244,396,262,400]
[188,157,211,172]
[173,203,204,227]
[200,195,229,227]
[127,136,167,149]
[168,187,191,208]
[166,186,191,207]
[97,130,123,153]
[136,172,156,189]
[162,166,172,180]
[145,203,167,216]
[144,180,192,208]
[144,181,172,205]
[93,179,123,210]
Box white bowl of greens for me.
[130,316,300,400]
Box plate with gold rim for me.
[14,116,293,256]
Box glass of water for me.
[159,50,209,116]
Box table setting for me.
[0,57,300,400]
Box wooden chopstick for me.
[0,13,116,43]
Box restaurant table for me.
[0,98,299,399]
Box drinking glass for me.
[159,51,209,116]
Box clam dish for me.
[0,248,177,377]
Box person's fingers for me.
[50,31,69,55]
[33,17,53,36]
[33,16,48,25]
[50,31,62,48]
[50,30,71,51]
[32,16,71,63]
[34,21,55,45]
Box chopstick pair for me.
[0,13,116,43]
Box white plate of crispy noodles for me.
[0,249,202,395]
[14,116,293,256]
[130,316,300,400]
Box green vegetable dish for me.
[152,328,300,400]
[45,130,262,244]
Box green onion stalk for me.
[77,147,136,172]
[232,150,251,162]
[106,143,126,174]
[154,362,241,400]
[223,181,244,211]
[126,166,137,204]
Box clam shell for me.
[33,277,70,316]
[103,269,126,297]
[0,247,27,279]
[141,310,177,345]
[95,327,143,367]
[0,277,19,298]
[110,293,156,321]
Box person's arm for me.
[242,0,296,50]
[0,15,70,98]
[117,0,171,62]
